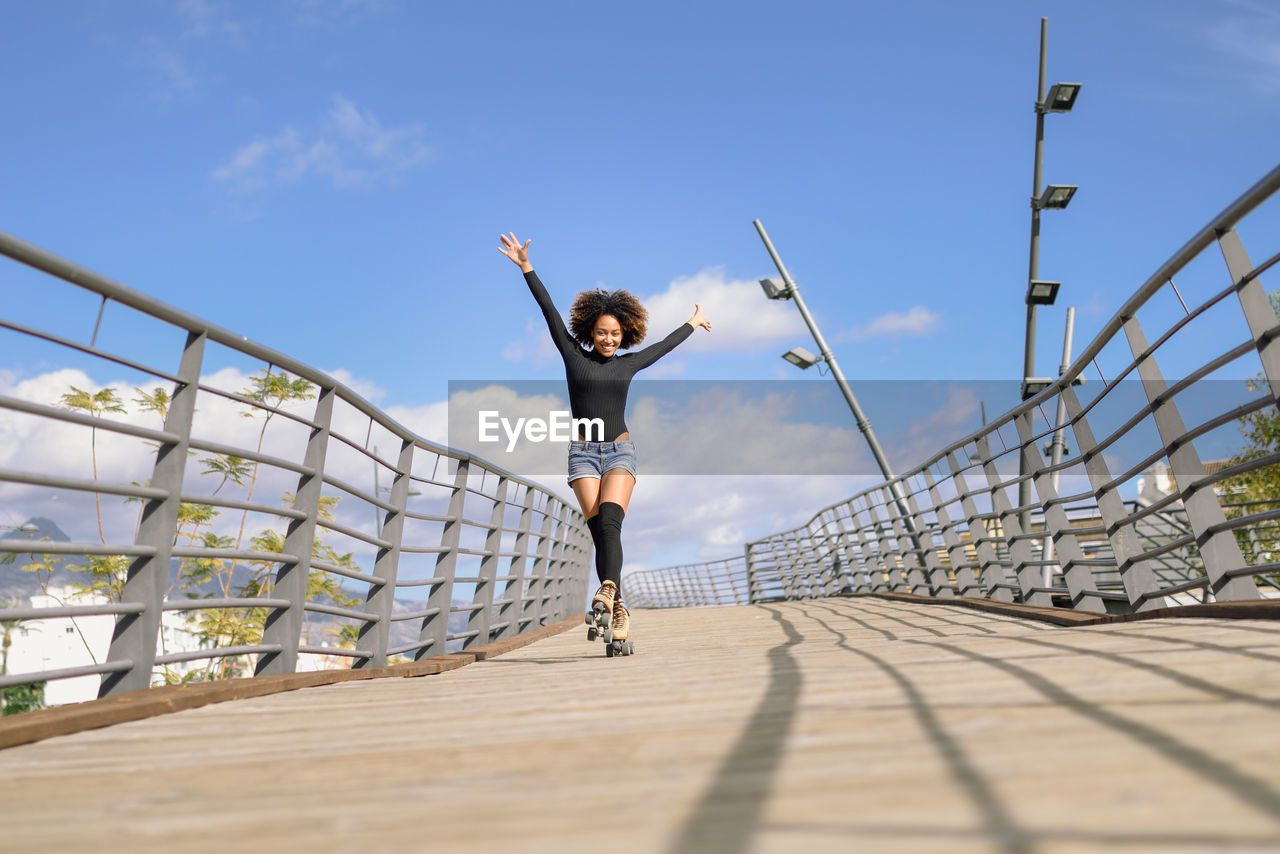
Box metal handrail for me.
[626,163,1280,613]
[0,230,591,702]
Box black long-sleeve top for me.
[524,269,694,441]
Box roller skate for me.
[585,580,617,643]
[606,599,635,657]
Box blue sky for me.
[2,0,1279,569]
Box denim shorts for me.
[567,440,637,484]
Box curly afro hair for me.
[568,288,649,350]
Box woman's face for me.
[592,314,623,356]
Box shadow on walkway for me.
[668,604,802,854]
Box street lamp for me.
[1043,82,1081,113]
[753,219,921,546]
[1021,16,1080,534]
[759,277,792,301]
[781,347,821,370]
[1034,185,1077,210]
[1025,280,1060,305]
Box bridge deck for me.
[2,597,1279,852]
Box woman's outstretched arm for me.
[498,232,577,356]
[628,304,711,371]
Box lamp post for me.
[753,219,918,538]
[1020,16,1080,534]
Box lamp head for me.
[759,277,791,301]
[1034,184,1077,210]
[782,347,820,370]
[1042,82,1082,113]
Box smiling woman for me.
[496,232,711,657]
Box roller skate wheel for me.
[605,644,615,657]
[584,612,594,625]
[587,627,597,641]
[603,628,613,644]
[626,641,634,655]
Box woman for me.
[498,232,710,656]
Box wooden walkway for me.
[2,597,1279,853]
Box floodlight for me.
[1034,185,1077,210]
[782,347,820,370]
[1041,82,1082,113]
[759,277,791,301]
[1025,280,1060,305]
[1021,377,1053,399]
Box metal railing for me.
[0,232,590,699]
[625,163,1280,614]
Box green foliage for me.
[202,455,251,494]
[1221,291,1280,576]
[133,386,171,421]
[58,386,126,419]
[69,554,131,602]
[1,682,45,716]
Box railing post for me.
[417,458,468,659]
[544,500,571,622]
[256,383,335,676]
[925,467,977,598]
[743,542,759,603]
[865,500,907,593]
[903,484,953,598]
[886,484,933,596]
[976,434,1047,605]
[356,438,414,667]
[951,446,1015,602]
[1219,228,1280,400]
[1059,386,1163,610]
[524,494,554,630]
[1124,317,1259,602]
[464,476,507,650]
[496,486,536,641]
[1014,410,1105,613]
[100,331,205,697]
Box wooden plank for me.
[0,601,1276,852]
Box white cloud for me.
[639,267,807,353]
[846,306,941,340]
[213,94,432,191]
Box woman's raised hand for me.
[498,232,533,271]
[688,304,711,332]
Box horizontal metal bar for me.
[303,602,378,622]
[0,658,133,690]
[0,538,157,557]
[1225,562,1280,579]
[0,392,180,444]
[169,546,299,564]
[153,644,283,665]
[309,558,380,586]
[297,645,372,659]
[386,639,436,656]
[314,516,391,550]
[186,438,314,478]
[446,629,480,641]
[390,607,440,622]
[1141,576,1209,599]
[179,493,308,521]
[163,597,292,611]
[449,603,485,613]
[396,545,451,556]
[0,602,146,621]
[394,577,447,587]
[0,468,168,501]
[320,472,397,515]
[0,317,183,386]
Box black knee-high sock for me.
[586,514,607,585]
[596,501,626,594]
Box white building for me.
[4,587,207,706]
